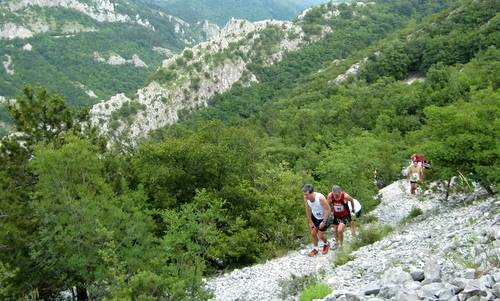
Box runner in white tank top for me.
[307,192,327,220]
[302,184,332,257]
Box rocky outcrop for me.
[93,52,148,68]
[90,4,340,145]
[152,47,175,58]
[3,55,15,75]
[6,0,154,30]
[75,82,98,99]
[22,43,33,51]
[333,58,368,83]
[0,23,34,39]
[198,20,220,39]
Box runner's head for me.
[302,184,315,200]
[331,185,342,198]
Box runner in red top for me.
[328,185,355,248]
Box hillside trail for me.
[205,180,497,301]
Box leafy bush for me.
[408,207,423,219]
[279,273,319,300]
[335,224,393,266]
[183,49,194,60]
[351,224,393,251]
[299,283,332,301]
[334,246,355,266]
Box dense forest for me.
[0,0,498,300]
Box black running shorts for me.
[311,215,332,232]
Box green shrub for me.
[299,283,332,301]
[334,246,354,266]
[351,224,393,250]
[334,224,393,266]
[175,57,186,66]
[183,49,194,60]
[363,215,379,224]
[400,207,423,225]
[279,274,318,300]
[148,68,177,83]
[408,207,423,219]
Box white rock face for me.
[75,82,98,98]
[93,51,106,62]
[0,23,34,39]
[404,75,425,85]
[334,58,368,83]
[107,54,128,65]
[94,52,148,68]
[198,20,220,39]
[152,47,175,58]
[91,4,341,145]
[86,89,98,98]
[6,0,154,29]
[131,54,148,68]
[3,55,15,75]
[22,43,33,51]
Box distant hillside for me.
[90,0,451,146]
[145,0,338,26]
[0,0,206,119]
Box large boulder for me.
[382,268,413,285]
[364,283,381,296]
[410,269,425,282]
[450,278,467,293]
[423,257,442,283]
[418,282,444,299]
[462,280,487,297]
[396,291,420,301]
[492,283,500,298]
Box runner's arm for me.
[304,198,314,228]
[344,193,356,213]
[319,195,331,221]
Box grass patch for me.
[299,283,332,301]
[446,251,480,270]
[334,224,393,266]
[334,246,354,266]
[362,214,379,224]
[351,224,393,250]
[279,273,319,300]
[400,207,423,225]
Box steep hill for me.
[90,0,450,145]
[0,0,497,300]
[206,182,498,301]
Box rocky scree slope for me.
[89,2,351,145]
[205,180,499,301]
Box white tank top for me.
[347,198,362,213]
[307,193,326,220]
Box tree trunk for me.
[76,286,88,301]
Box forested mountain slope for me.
[0,0,207,135]
[91,0,450,145]
[0,0,498,300]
